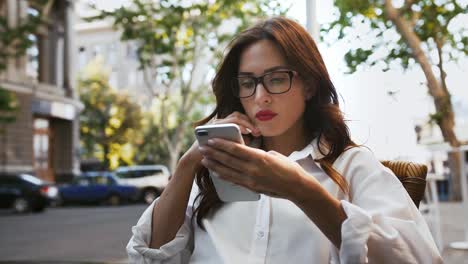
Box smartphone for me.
[195,123,260,202]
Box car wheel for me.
[13,198,30,213]
[32,205,46,213]
[107,194,121,206]
[143,189,159,204]
[51,196,63,207]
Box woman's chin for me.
[257,129,281,138]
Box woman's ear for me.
[305,86,315,100]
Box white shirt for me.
[126,138,442,263]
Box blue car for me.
[58,172,139,206]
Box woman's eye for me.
[270,78,286,84]
[239,81,255,89]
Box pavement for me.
[0,202,467,263]
[0,204,147,263]
[439,202,468,264]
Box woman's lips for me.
[255,110,278,121]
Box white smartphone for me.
[195,123,260,202]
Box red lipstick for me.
[255,110,277,121]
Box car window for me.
[115,167,167,179]
[131,171,143,178]
[132,169,163,178]
[73,177,91,186]
[94,176,111,185]
[115,171,131,179]
[123,171,143,179]
[107,176,117,185]
[145,169,163,176]
[20,174,43,185]
[0,177,19,186]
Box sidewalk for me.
[440,202,468,264]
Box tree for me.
[0,88,18,171]
[79,58,143,170]
[133,96,207,166]
[89,0,287,172]
[323,0,467,199]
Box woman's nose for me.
[254,83,272,104]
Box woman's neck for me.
[262,122,312,157]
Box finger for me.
[199,145,249,169]
[260,191,282,198]
[222,112,259,135]
[207,138,264,161]
[267,150,286,158]
[201,158,247,186]
[214,118,250,135]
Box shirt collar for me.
[250,136,329,162]
[288,137,329,162]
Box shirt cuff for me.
[126,199,193,261]
[339,200,373,263]
[128,222,192,260]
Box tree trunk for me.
[167,121,189,174]
[434,90,462,200]
[384,0,462,199]
[1,126,6,173]
[168,149,179,175]
[103,144,110,170]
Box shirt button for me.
[257,231,264,238]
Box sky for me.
[81,0,468,162]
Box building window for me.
[33,118,54,182]
[26,34,39,81]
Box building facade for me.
[0,0,81,182]
[75,1,152,107]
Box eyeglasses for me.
[232,70,296,98]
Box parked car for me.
[0,173,59,213]
[58,172,139,206]
[114,165,170,204]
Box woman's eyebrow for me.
[238,65,290,75]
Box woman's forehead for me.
[238,40,287,74]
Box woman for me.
[127,17,442,263]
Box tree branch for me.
[384,0,443,99]
[402,0,415,12]
[435,38,449,95]
[142,66,158,96]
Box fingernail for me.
[246,128,252,134]
[207,139,214,145]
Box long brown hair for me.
[192,17,356,229]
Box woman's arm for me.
[149,148,201,249]
[288,174,347,248]
[199,139,441,262]
[199,138,346,248]
[150,111,260,249]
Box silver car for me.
[114,165,170,204]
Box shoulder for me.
[334,145,398,185]
[334,145,381,172]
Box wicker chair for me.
[381,160,428,208]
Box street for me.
[0,204,147,263]
[1,202,468,263]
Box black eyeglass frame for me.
[232,70,297,98]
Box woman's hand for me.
[198,137,313,199]
[181,111,261,170]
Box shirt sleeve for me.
[332,147,443,264]
[126,184,199,264]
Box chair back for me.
[381,160,427,208]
